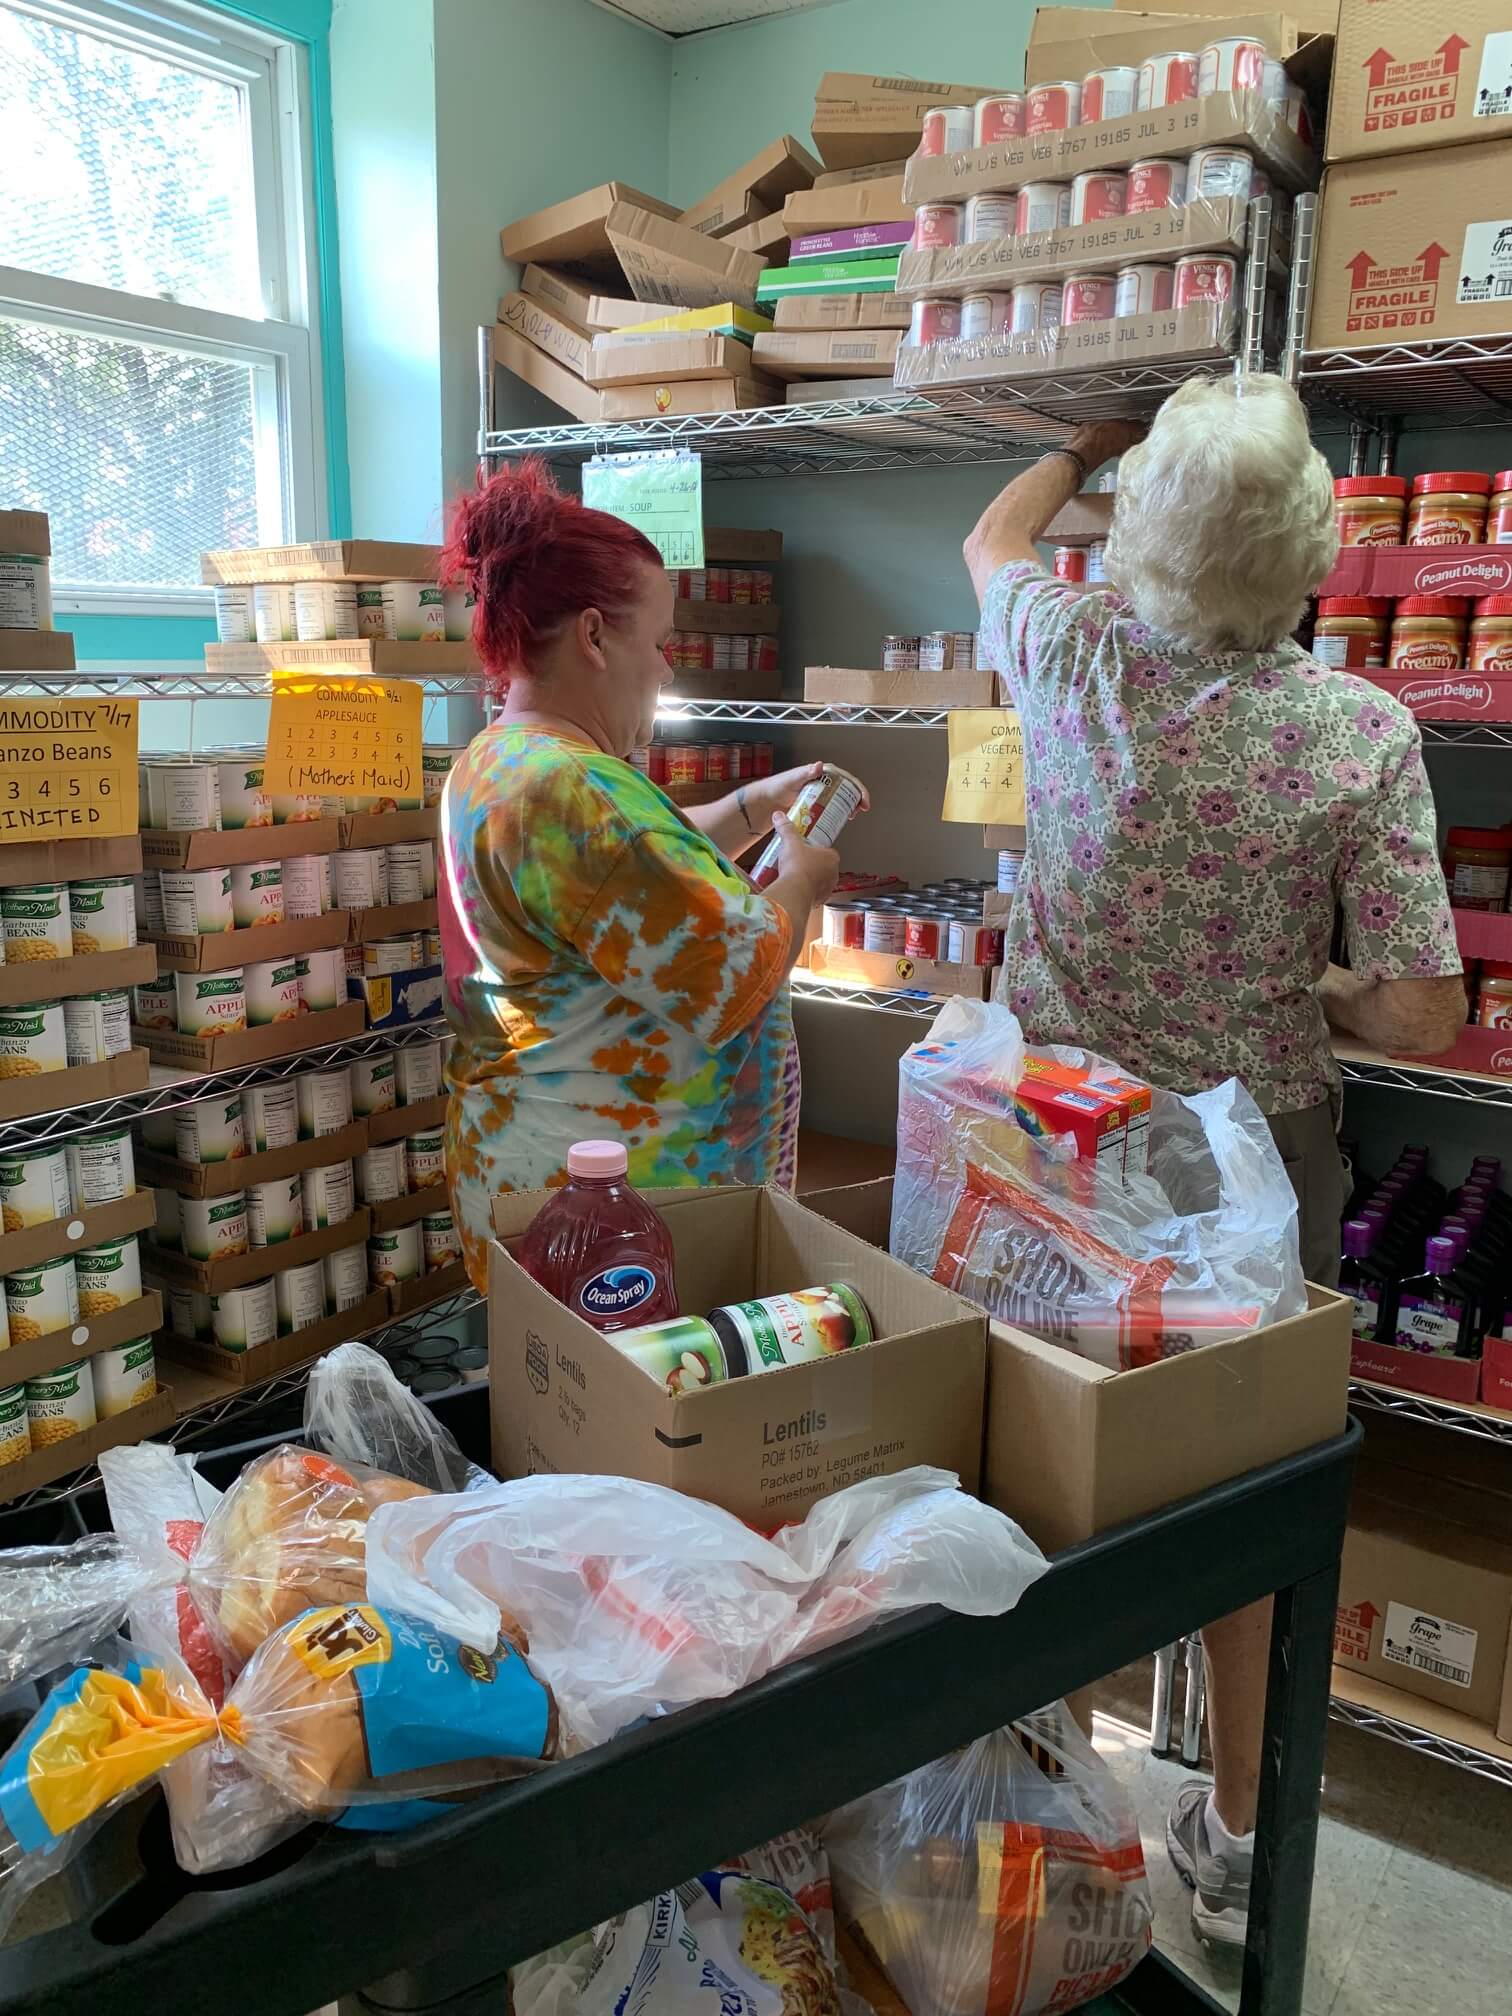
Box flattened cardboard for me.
[898,197,1252,299]
[351,898,437,942]
[794,1129,898,1195]
[893,300,1235,390]
[0,1046,146,1126]
[603,206,768,312]
[200,542,439,587]
[144,1209,371,1294]
[811,72,1007,170]
[370,1181,448,1232]
[497,289,591,380]
[203,640,479,680]
[367,1092,448,1146]
[0,942,156,1009]
[389,1258,468,1316]
[1326,0,1512,163]
[0,510,50,556]
[0,834,140,891]
[773,292,913,329]
[701,528,783,565]
[804,665,996,707]
[679,135,821,237]
[665,668,783,702]
[132,1000,364,1071]
[138,1119,370,1200]
[782,180,909,233]
[488,1183,987,1524]
[674,598,780,636]
[1026,9,1316,84]
[0,1384,175,1507]
[158,1288,390,1386]
[340,807,438,848]
[150,910,347,974]
[0,1189,154,1278]
[516,264,646,333]
[598,377,780,419]
[786,375,915,402]
[500,182,681,272]
[805,941,990,1001]
[0,1289,165,1389]
[0,632,74,673]
[753,330,900,380]
[1114,0,1337,24]
[814,159,910,187]
[140,819,341,871]
[1309,143,1512,348]
[494,322,604,422]
[587,333,761,387]
[904,91,1319,203]
[726,214,793,260]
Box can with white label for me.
[247,1173,304,1247]
[396,1040,442,1104]
[211,1277,278,1353]
[2,883,71,961]
[245,955,301,1026]
[154,1186,182,1251]
[252,583,298,644]
[1080,64,1138,122]
[94,1339,157,1416]
[133,977,177,1032]
[324,1244,369,1313]
[332,849,389,912]
[960,292,1012,340]
[963,194,1017,243]
[368,1223,423,1285]
[1115,264,1175,317]
[239,1080,300,1154]
[147,762,222,832]
[1015,182,1071,236]
[297,947,346,1013]
[1010,283,1062,336]
[442,587,473,642]
[180,1193,250,1263]
[293,580,360,641]
[355,1140,405,1203]
[211,587,254,643]
[300,1160,355,1229]
[76,1233,143,1315]
[0,1000,66,1080]
[421,1208,462,1272]
[385,841,436,904]
[1136,50,1197,110]
[68,878,137,955]
[5,1254,80,1342]
[216,760,273,830]
[168,1285,214,1340]
[0,1385,26,1466]
[26,1360,96,1446]
[276,1259,327,1335]
[175,1094,246,1166]
[0,550,51,631]
[283,853,333,919]
[404,1127,446,1191]
[364,936,424,976]
[293,1066,354,1141]
[135,870,165,937]
[174,969,247,1037]
[160,867,235,936]
[0,1144,72,1230]
[362,582,447,642]
[230,860,285,929]
[67,1127,135,1207]
[350,1052,397,1116]
[63,991,132,1067]
[422,747,462,807]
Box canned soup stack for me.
[663,563,779,686]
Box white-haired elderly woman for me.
[964,376,1464,1947]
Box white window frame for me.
[0,0,328,616]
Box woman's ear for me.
[578,604,607,667]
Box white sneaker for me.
[1166,1782,1251,1950]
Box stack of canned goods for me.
[0,1338,158,1468]
[0,876,141,1080]
[212,578,471,646]
[1052,544,1110,586]
[669,565,775,605]
[139,743,465,832]
[366,1328,487,1399]
[880,632,978,673]
[664,632,780,675]
[820,879,1005,969]
[632,740,777,789]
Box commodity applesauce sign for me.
[265,673,423,803]
[0,698,139,839]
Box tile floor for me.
[1091,1663,1512,2016]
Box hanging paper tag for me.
[583,450,704,568]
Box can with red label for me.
[973,92,1025,145]
[1174,252,1238,307]
[863,906,906,955]
[919,104,974,156]
[1136,50,1197,108]
[908,298,962,346]
[961,291,1013,339]
[705,742,733,783]
[729,569,754,604]
[823,902,866,949]
[912,203,964,251]
[1016,181,1071,236]
[1062,270,1116,324]
[749,766,865,890]
[1186,145,1255,200]
[1053,547,1088,583]
[711,634,733,669]
[726,635,752,672]
[754,636,778,672]
[1080,65,1139,123]
[752,742,774,778]
[664,744,706,787]
[948,920,1005,968]
[1027,79,1081,134]
[706,567,731,603]
[681,568,707,600]
[1069,170,1127,225]
[1197,37,1268,95]
[1126,157,1187,212]
[647,743,668,785]
[964,193,1017,242]
[904,911,945,962]
[1115,263,1174,316]
[750,570,774,605]
[1010,282,1062,336]
[683,632,714,669]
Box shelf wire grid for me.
[1337,1049,1512,1111]
[1329,1692,1512,1793]
[660,697,957,729]
[1349,1378,1512,1450]
[0,667,483,700]
[790,975,948,1020]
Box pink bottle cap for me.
[567,1139,628,1178]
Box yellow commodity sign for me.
[265,672,422,804]
[0,698,139,840]
[941,708,1025,824]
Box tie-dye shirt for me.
[439,723,794,1288]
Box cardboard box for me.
[593,304,772,342]
[726,214,793,260]
[665,667,783,702]
[1044,494,1116,544]
[897,196,1252,298]
[141,819,341,873]
[0,1384,175,1508]
[794,1129,898,1195]
[0,1188,154,1281]
[701,528,783,565]
[132,1000,364,1071]
[1319,545,1512,599]
[493,322,604,421]
[0,509,49,556]
[1349,1340,1481,1404]
[340,807,437,850]
[0,835,140,892]
[1114,0,1338,25]
[814,159,911,187]
[0,631,75,672]
[983,890,1014,931]
[673,599,780,635]
[783,180,910,234]
[367,1092,447,1146]
[388,1258,469,1317]
[785,376,913,403]
[488,1182,987,1524]
[497,289,591,380]
[803,1177,1353,1557]
[1310,141,1512,347]
[773,292,913,329]
[904,91,1318,203]
[200,542,438,587]
[753,330,900,380]
[350,898,437,943]
[1326,0,1512,163]
[348,966,443,1030]
[804,665,996,708]
[501,186,767,311]
[598,376,780,420]
[370,1181,448,1233]
[0,942,155,1009]
[518,267,655,333]
[1026,7,1322,85]
[804,941,991,1001]
[1337,1458,1512,1739]
[149,911,347,975]
[587,333,763,387]
[0,1289,165,1389]
[811,71,1007,170]
[138,1120,370,1201]
[0,1046,147,1125]
[158,1290,390,1386]
[501,182,680,270]
[893,300,1235,390]
[679,135,821,237]
[145,1210,370,1295]
[202,639,479,680]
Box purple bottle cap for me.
[1342,1219,1373,1259]
[1441,1217,1469,1242]
[1426,1234,1457,1273]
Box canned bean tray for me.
[0,1187,154,1282]
[135,1118,371,1200]
[0,1288,165,1391]
[0,945,157,1016]
[144,1207,372,1295]
[0,1382,175,1505]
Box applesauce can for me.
[246,1172,303,1247]
[283,853,333,919]
[297,946,346,1013]
[350,1051,396,1116]
[180,1192,250,1262]
[422,1208,462,1271]
[332,848,389,912]
[216,760,273,830]
[1126,158,1187,212]
[63,990,132,1067]
[324,1245,370,1314]
[241,1079,300,1153]
[293,580,359,642]
[244,955,301,1026]
[169,1286,213,1340]
[230,859,284,930]
[275,1259,327,1335]
[404,1127,446,1190]
[160,867,234,937]
[355,1141,406,1204]
[211,1277,277,1353]
[301,1160,355,1230]
[396,1040,442,1104]
[174,1093,246,1166]
[368,1223,422,1286]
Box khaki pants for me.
[1267,1101,1348,1289]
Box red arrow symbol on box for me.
[1347,249,1377,285]
[1437,34,1470,74]
[1419,242,1450,280]
[1362,46,1395,86]
[1357,1600,1380,1629]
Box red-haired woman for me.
[437,460,849,1291]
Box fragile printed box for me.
[497,289,591,379]
[0,942,156,1010]
[1326,0,1512,162]
[897,196,1252,299]
[488,1182,987,1525]
[500,185,768,310]
[587,332,762,387]
[773,292,913,329]
[782,179,910,234]
[0,632,75,673]
[752,330,900,380]
[804,941,991,1003]
[598,376,780,419]
[803,1178,1353,1556]
[1309,142,1512,348]
[200,542,439,587]
[1336,1456,1512,1742]
[804,665,996,708]
[893,299,1236,390]
[679,134,822,237]
[811,71,1007,170]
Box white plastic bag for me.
[0,1535,164,1691]
[304,1340,492,1492]
[892,998,1305,1368]
[822,1702,1153,2016]
[367,1466,1048,1751]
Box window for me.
[0,0,326,612]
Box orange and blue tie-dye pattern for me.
[439,724,795,1289]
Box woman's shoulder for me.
[458,724,678,836]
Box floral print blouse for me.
[439,724,794,1290]
[980,561,1460,1114]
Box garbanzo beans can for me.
[76,1234,143,1316]
[68,877,137,954]
[0,1385,29,1465]
[93,1339,157,1416]
[1,884,70,961]
[25,1360,96,1447]
[6,1253,80,1342]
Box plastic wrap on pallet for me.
[892,297,1237,391]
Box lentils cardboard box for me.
[488,1182,986,1527]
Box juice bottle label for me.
[1395,1294,1461,1357]
[1349,1287,1379,1343]
[574,1261,665,1325]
